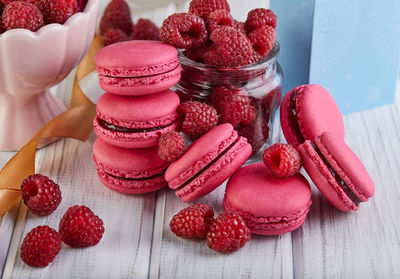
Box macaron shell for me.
[298,141,354,212]
[95,40,180,77]
[176,136,252,202]
[166,123,237,185]
[280,84,345,147]
[98,66,181,96]
[224,163,312,235]
[317,132,375,200]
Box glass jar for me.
[174,43,283,162]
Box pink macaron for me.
[224,163,312,235]
[165,123,252,203]
[95,40,182,95]
[280,84,345,148]
[94,90,180,148]
[93,139,169,194]
[298,131,375,212]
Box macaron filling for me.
[97,117,177,133]
[312,143,362,205]
[105,169,166,181]
[288,90,305,144]
[174,137,241,191]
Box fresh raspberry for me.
[0,18,6,34]
[1,0,38,4]
[2,1,43,31]
[183,43,212,63]
[206,9,234,33]
[59,205,104,247]
[260,86,282,122]
[189,0,230,19]
[170,204,214,239]
[99,0,134,37]
[205,26,253,67]
[132,18,159,40]
[178,101,218,138]
[158,131,186,162]
[20,226,61,267]
[103,28,129,46]
[233,20,246,34]
[237,117,269,155]
[20,174,62,216]
[207,213,250,253]
[245,8,277,33]
[210,86,257,128]
[262,143,302,177]
[249,25,276,56]
[37,0,78,24]
[160,13,207,49]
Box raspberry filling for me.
[105,168,167,181]
[103,64,181,79]
[175,137,240,191]
[98,118,176,133]
[288,90,305,144]
[312,143,361,205]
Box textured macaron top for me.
[96,90,179,125]
[95,40,180,77]
[165,123,238,185]
[281,84,344,147]
[225,163,311,218]
[313,132,375,201]
[93,139,169,174]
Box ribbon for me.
[0,35,104,217]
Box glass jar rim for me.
[178,41,280,72]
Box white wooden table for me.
[2,1,400,278]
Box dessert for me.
[95,40,182,95]
[298,131,375,212]
[93,139,169,194]
[224,163,312,235]
[165,123,252,202]
[280,84,345,148]
[94,90,180,148]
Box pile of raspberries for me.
[0,0,82,33]
[99,0,160,46]
[160,0,277,68]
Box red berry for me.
[132,18,160,40]
[1,0,38,4]
[160,12,208,49]
[178,101,218,138]
[103,28,129,46]
[20,226,61,267]
[205,26,253,68]
[99,0,134,37]
[0,19,6,34]
[210,86,257,128]
[262,143,302,177]
[249,25,276,56]
[2,1,43,31]
[183,43,212,63]
[158,131,186,162]
[233,20,246,34]
[207,213,250,253]
[170,204,214,239]
[59,205,104,247]
[237,117,269,155]
[20,174,62,216]
[37,0,78,24]
[245,8,277,33]
[189,0,230,19]
[206,9,234,33]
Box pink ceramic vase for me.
[0,0,99,151]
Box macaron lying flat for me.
[94,90,180,148]
[224,163,312,235]
[299,132,374,212]
[95,40,182,95]
[165,123,252,203]
[280,84,344,148]
[93,139,169,194]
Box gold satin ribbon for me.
[0,35,104,217]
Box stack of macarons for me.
[92,40,182,194]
